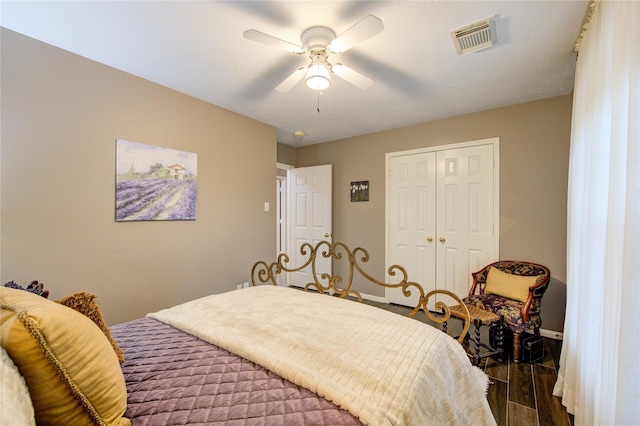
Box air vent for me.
[451,17,497,55]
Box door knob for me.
[439,237,446,243]
[427,236,433,242]
[324,233,332,238]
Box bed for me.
[1,241,496,426]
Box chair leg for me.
[473,318,482,366]
[513,332,521,363]
[495,316,505,363]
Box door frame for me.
[276,163,294,254]
[276,163,294,286]
[384,137,500,301]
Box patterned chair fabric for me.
[463,261,551,361]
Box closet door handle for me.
[427,236,433,243]
[439,237,446,243]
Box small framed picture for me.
[350,181,369,202]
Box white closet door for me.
[436,143,496,298]
[386,139,498,305]
[388,152,437,306]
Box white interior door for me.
[386,139,499,305]
[388,152,437,306]
[436,143,497,298]
[287,165,332,287]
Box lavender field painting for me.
[116,139,197,221]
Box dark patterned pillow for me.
[3,280,50,298]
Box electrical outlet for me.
[236,284,243,290]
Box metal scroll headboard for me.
[251,240,470,343]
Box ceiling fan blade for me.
[275,67,308,92]
[329,15,384,54]
[331,64,374,89]
[243,29,305,54]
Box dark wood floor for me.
[358,298,573,426]
[482,338,572,426]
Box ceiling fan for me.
[244,15,384,92]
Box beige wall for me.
[277,142,296,166]
[1,28,570,333]
[295,95,571,333]
[1,29,277,325]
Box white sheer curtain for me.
[553,1,639,425]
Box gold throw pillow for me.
[484,266,539,303]
[0,287,130,426]
[56,292,125,363]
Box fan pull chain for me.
[316,90,321,113]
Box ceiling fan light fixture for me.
[305,64,331,90]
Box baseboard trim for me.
[360,293,388,304]
[540,329,563,340]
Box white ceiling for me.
[1,1,588,146]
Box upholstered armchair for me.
[463,261,551,362]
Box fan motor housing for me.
[301,26,336,52]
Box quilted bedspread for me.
[148,286,496,426]
[111,317,361,425]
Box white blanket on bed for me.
[148,286,496,426]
